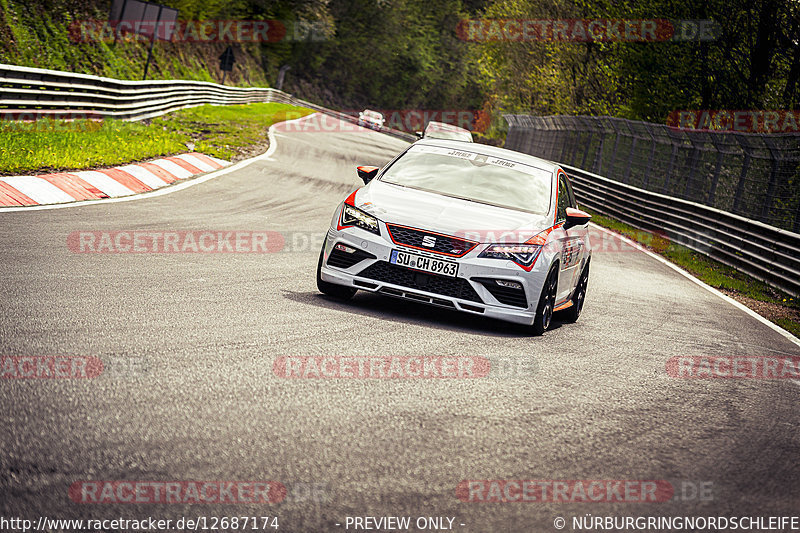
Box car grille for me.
[357,261,482,302]
[386,224,477,257]
[473,278,529,308]
[326,246,377,269]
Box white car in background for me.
[417,121,474,142]
[316,139,592,334]
[357,109,385,131]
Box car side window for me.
[564,173,577,208]
[556,173,569,222]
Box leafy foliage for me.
[0,0,798,121]
[473,0,800,121]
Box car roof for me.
[425,121,470,133]
[411,138,560,173]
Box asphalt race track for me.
[1,115,799,532]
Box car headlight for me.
[479,244,542,268]
[340,204,380,235]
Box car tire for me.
[559,261,589,323]
[532,265,558,335]
[316,247,357,300]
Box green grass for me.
[151,103,314,161]
[0,103,314,175]
[585,209,800,338]
[0,120,186,175]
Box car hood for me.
[354,180,552,242]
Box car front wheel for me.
[532,265,558,335]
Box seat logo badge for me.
[422,235,437,247]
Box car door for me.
[554,170,587,303]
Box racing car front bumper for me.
[318,224,553,326]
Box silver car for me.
[357,109,385,131]
[417,121,474,142]
[316,139,592,334]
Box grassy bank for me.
[0,0,273,86]
[585,209,800,338]
[0,103,314,175]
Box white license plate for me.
[390,250,458,277]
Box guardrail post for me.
[795,197,800,233]
[580,117,594,169]
[592,117,605,174]
[662,143,678,194]
[706,140,725,206]
[607,118,622,176]
[504,121,517,151]
[683,132,703,200]
[544,116,558,160]
[732,137,754,215]
[558,117,571,164]
[523,117,537,155]
[505,115,522,152]
[642,123,657,189]
[760,136,781,223]
[623,133,637,184]
[565,117,582,166]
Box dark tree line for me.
[2,0,798,123]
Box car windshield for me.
[379,144,552,214]
[363,110,382,119]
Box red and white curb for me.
[0,153,229,207]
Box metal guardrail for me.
[504,114,800,233]
[505,115,800,297]
[0,64,284,121]
[564,164,800,297]
[0,63,416,141]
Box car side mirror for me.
[564,207,591,229]
[357,165,379,184]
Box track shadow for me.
[282,289,564,338]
